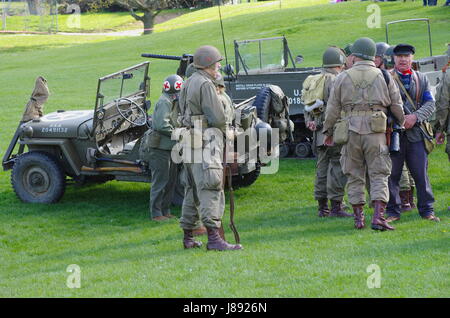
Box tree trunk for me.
[26,0,40,16]
[142,11,154,35]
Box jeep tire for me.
[11,151,66,203]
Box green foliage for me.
[0,0,449,297]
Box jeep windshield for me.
[93,62,150,154]
[234,37,291,75]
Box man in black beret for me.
[386,43,440,223]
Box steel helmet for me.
[322,47,346,67]
[375,42,390,57]
[351,37,376,61]
[382,45,395,69]
[193,45,223,69]
[162,74,183,94]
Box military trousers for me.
[399,164,415,191]
[179,162,225,230]
[147,147,177,218]
[340,131,391,205]
[387,135,435,217]
[314,145,347,201]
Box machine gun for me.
[141,53,193,77]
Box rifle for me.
[141,53,193,77]
[387,111,402,154]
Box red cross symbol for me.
[163,81,170,91]
[175,81,183,90]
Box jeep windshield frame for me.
[93,62,150,135]
[234,36,297,75]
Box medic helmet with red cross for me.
[162,74,184,95]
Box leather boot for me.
[371,200,395,231]
[399,190,412,212]
[206,227,243,251]
[192,226,207,236]
[329,200,353,217]
[317,198,330,217]
[183,229,203,249]
[409,187,416,209]
[352,204,365,229]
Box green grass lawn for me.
[0,0,449,297]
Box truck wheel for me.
[253,87,272,122]
[294,142,312,158]
[231,165,261,189]
[11,152,66,203]
[279,142,290,158]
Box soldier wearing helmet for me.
[303,46,351,218]
[178,45,242,251]
[142,74,184,221]
[322,37,405,231]
[375,42,390,69]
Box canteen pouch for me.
[333,118,349,145]
[370,111,387,133]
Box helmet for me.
[185,63,197,79]
[342,43,353,57]
[375,42,390,57]
[382,45,395,69]
[193,45,223,69]
[322,47,346,67]
[162,74,183,95]
[351,37,376,61]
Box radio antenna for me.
[218,1,229,70]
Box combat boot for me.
[329,200,353,217]
[206,227,243,251]
[352,204,365,229]
[192,226,207,236]
[183,229,203,249]
[317,198,330,217]
[399,190,412,212]
[371,200,395,231]
[409,187,416,209]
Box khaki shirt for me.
[179,69,226,133]
[323,60,404,136]
[434,70,450,134]
[151,93,177,150]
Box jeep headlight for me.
[22,126,33,138]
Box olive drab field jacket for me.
[323,60,405,136]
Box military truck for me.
[3,62,291,203]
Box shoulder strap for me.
[412,70,420,106]
[380,68,390,86]
[393,71,417,111]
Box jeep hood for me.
[22,110,93,139]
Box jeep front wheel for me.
[11,152,66,203]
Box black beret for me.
[393,43,415,55]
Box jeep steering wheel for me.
[115,97,147,126]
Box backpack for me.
[301,73,328,106]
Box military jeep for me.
[3,62,289,203]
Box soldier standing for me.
[386,44,440,223]
[322,37,405,231]
[375,42,390,69]
[178,45,242,251]
[142,75,184,221]
[304,47,351,218]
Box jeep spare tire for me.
[11,152,66,203]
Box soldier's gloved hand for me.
[324,135,334,147]
[404,114,418,129]
[306,121,317,131]
[436,132,445,145]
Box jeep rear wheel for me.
[11,152,66,203]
